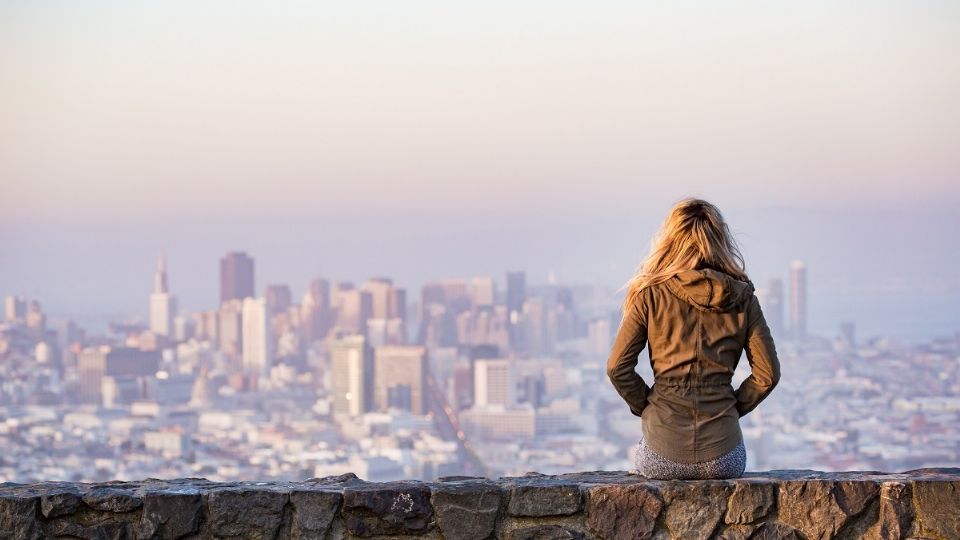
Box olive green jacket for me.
[606,268,781,464]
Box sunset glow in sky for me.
[1,1,958,342]
[2,1,958,220]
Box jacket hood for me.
[664,268,755,313]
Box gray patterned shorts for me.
[632,436,746,480]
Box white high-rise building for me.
[149,254,177,337]
[471,277,496,308]
[331,335,371,416]
[241,297,271,377]
[474,358,513,407]
[588,318,611,358]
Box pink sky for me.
[1,1,958,223]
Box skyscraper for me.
[506,271,526,348]
[789,260,807,341]
[473,358,513,407]
[765,278,785,338]
[335,289,373,335]
[506,271,526,319]
[220,251,255,304]
[373,345,427,414]
[330,335,372,416]
[149,254,177,337]
[362,277,394,319]
[4,296,26,321]
[241,297,271,377]
[471,277,496,308]
[264,284,292,315]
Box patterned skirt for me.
[632,436,746,480]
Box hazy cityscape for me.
[1,251,957,483]
[2,1,958,489]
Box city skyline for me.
[1,0,957,490]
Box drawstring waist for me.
[654,375,732,389]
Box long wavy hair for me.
[619,197,750,317]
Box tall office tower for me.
[521,297,547,356]
[193,311,220,343]
[388,288,406,321]
[388,287,408,343]
[506,271,526,349]
[300,277,332,344]
[362,278,393,319]
[373,345,427,414]
[441,279,471,314]
[764,278,785,338]
[789,260,807,341]
[4,295,26,321]
[330,335,372,416]
[77,346,160,405]
[264,284,292,315]
[220,251,255,304]
[241,297,271,377]
[588,318,611,358]
[25,301,46,337]
[420,282,446,317]
[506,272,526,320]
[474,358,514,407]
[310,277,331,310]
[149,254,178,337]
[336,289,373,335]
[330,282,356,310]
[471,277,496,308]
[218,299,244,361]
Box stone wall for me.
[1,468,957,540]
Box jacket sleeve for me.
[606,294,651,417]
[734,294,781,417]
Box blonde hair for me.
[619,197,749,316]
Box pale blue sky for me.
[1,1,958,342]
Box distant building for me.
[330,335,372,416]
[77,346,159,405]
[218,300,244,361]
[362,278,394,319]
[373,345,427,414]
[790,260,807,340]
[264,284,292,315]
[461,405,536,441]
[840,321,856,346]
[588,318,611,358]
[506,271,526,347]
[149,254,177,337]
[335,289,373,336]
[521,298,547,356]
[301,276,332,344]
[366,318,405,347]
[471,277,496,308]
[220,251,255,304]
[144,430,192,458]
[4,295,26,321]
[25,301,46,337]
[763,278,785,338]
[474,358,513,407]
[241,297,271,377]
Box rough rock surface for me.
[0,468,957,539]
